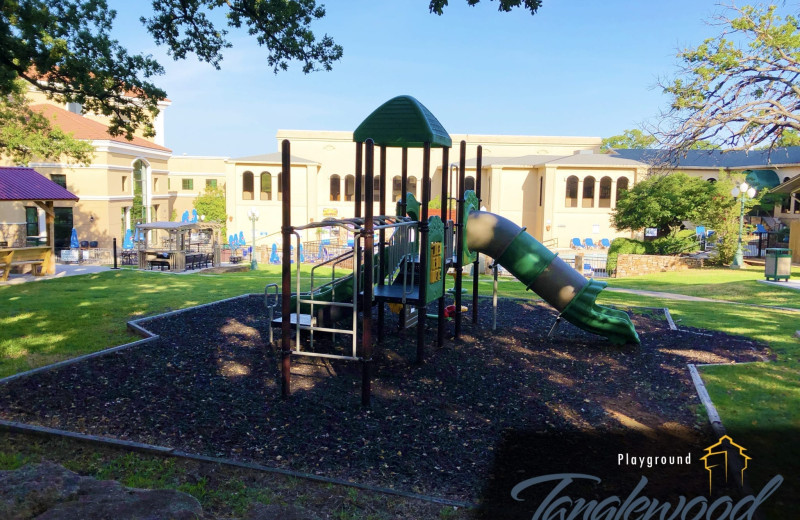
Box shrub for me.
[606,238,651,273]
[650,229,700,255]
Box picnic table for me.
[0,246,52,281]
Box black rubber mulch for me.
[0,296,770,504]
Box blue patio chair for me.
[583,263,594,277]
[570,238,584,249]
[584,238,597,249]
[600,238,611,248]
[755,224,767,234]
[695,226,706,237]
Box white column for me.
[577,179,584,207]
[610,179,618,208]
[38,208,47,238]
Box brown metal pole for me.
[280,139,292,399]
[417,142,431,364]
[472,145,482,324]
[437,147,449,348]
[362,139,375,407]
[377,145,387,343]
[354,142,363,219]
[455,141,466,339]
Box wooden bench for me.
[0,247,52,281]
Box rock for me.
[0,462,203,520]
[244,502,317,520]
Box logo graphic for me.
[699,435,751,494]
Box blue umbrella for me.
[122,229,134,250]
[190,209,198,223]
[70,228,79,249]
[229,234,237,248]
[238,231,246,246]
[181,210,190,223]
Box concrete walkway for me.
[0,264,111,285]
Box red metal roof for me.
[0,167,80,201]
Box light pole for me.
[730,181,756,269]
[247,208,259,270]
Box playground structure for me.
[276,96,640,406]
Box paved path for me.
[0,264,111,285]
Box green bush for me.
[650,229,700,255]
[606,238,651,273]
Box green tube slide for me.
[465,211,640,345]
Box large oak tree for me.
[1,0,541,163]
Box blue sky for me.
[108,1,725,157]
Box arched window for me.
[582,176,595,208]
[132,159,148,224]
[616,177,629,205]
[330,174,341,201]
[345,175,355,201]
[707,178,717,183]
[392,176,402,202]
[277,172,282,201]
[599,176,612,208]
[260,172,272,200]
[373,175,381,202]
[464,176,475,192]
[243,171,254,200]
[407,177,418,198]
[784,177,790,183]
[565,176,578,208]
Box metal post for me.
[281,139,292,399]
[492,262,498,331]
[417,142,431,364]
[472,145,482,324]
[438,146,449,348]
[111,237,119,269]
[378,145,386,343]
[399,147,408,330]
[362,139,375,407]
[732,193,746,268]
[355,142,363,219]
[454,141,466,339]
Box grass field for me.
[1,263,798,517]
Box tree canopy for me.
[1,0,542,163]
[657,3,800,154]
[601,129,657,151]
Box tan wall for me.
[790,221,800,264]
[615,254,704,278]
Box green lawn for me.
[1,264,798,513]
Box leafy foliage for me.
[193,185,227,237]
[0,80,94,164]
[601,129,657,151]
[606,238,651,273]
[429,0,542,15]
[611,172,718,235]
[657,4,800,153]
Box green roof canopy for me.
[353,95,452,148]
[744,169,780,191]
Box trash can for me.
[765,248,792,281]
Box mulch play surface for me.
[0,296,770,510]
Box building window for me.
[373,175,381,202]
[407,176,417,198]
[182,178,194,190]
[330,174,341,201]
[167,178,170,190]
[259,173,271,200]
[464,176,475,192]
[153,178,159,192]
[207,179,218,190]
[616,177,629,205]
[582,176,595,208]
[277,172,283,201]
[392,176,402,202]
[66,102,82,114]
[133,160,147,224]
[51,174,66,188]
[345,175,355,201]
[242,171,254,200]
[565,176,578,208]
[122,176,128,192]
[25,207,39,237]
[599,177,612,208]
[151,204,159,222]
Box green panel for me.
[461,190,480,264]
[426,216,445,302]
[353,95,452,148]
[495,231,557,288]
[399,192,421,221]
